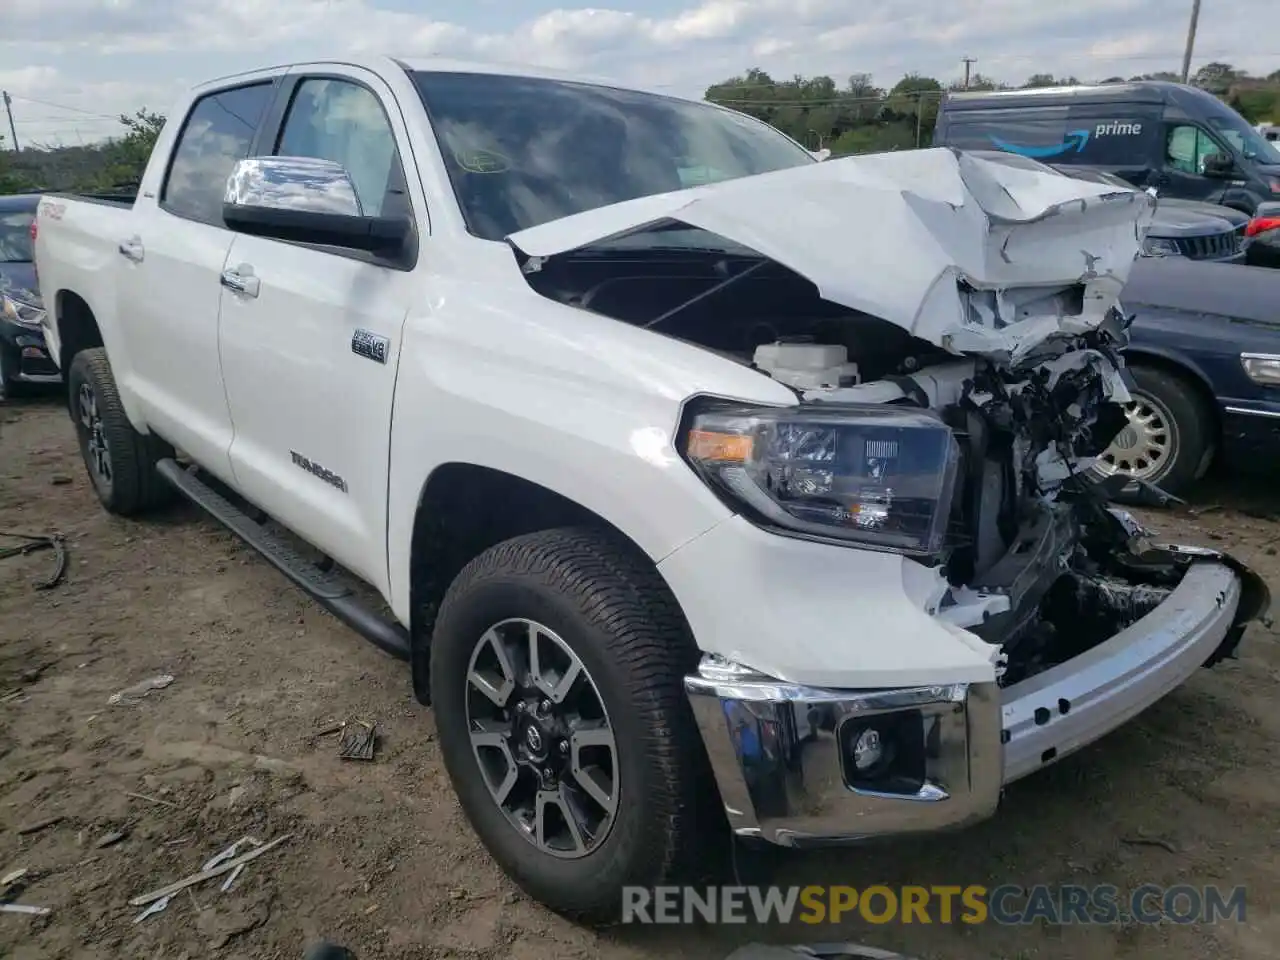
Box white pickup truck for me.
[34,57,1270,921]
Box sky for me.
[0,0,1277,147]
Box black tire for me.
[430,527,719,923]
[66,347,174,516]
[1098,364,1213,501]
[0,348,25,400]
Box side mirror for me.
[1201,152,1235,178]
[810,148,831,162]
[222,156,411,259]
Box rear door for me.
[217,65,423,592]
[116,78,278,480]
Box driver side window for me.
[274,77,408,218]
[1164,124,1219,175]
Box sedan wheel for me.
[1094,391,1179,484]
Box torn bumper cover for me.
[684,545,1268,847]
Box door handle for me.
[117,237,144,263]
[220,266,260,298]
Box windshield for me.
[1206,114,1280,164]
[409,71,815,241]
[0,210,35,263]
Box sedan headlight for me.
[683,403,960,554]
[1241,353,1280,386]
[1141,236,1182,258]
[1,293,46,330]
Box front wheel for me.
[66,348,174,516]
[430,527,718,923]
[1090,364,1213,501]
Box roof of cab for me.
[197,54,696,105]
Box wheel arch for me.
[406,462,691,705]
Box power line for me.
[7,93,117,119]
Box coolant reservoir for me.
[753,342,860,389]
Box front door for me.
[217,67,421,593]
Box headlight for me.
[1241,353,1280,386]
[683,403,960,554]
[1142,236,1182,258]
[0,294,46,330]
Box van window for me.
[1205,115,1280,163]
[1165,124,1222,175]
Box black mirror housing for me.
[222,203,411,258]
[1202,152,1235,178]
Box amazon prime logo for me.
[989,119,1144,160]
[351,328,390,364]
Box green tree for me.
[1192,62,1243,95]
[79,108,166,191]
[0,135,37,194]
[1023,73,1082,88]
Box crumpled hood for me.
[509,147,1155,363]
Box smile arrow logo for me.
[988,129,1091,158]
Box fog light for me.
[852,727,883,772]
[838,711,927,795]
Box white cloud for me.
[0,0,1275,146]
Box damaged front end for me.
[510,148,1270,688]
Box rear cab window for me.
[160,83,275,225]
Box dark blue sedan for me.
[0,193,58,398]
[1094,256,1280,496]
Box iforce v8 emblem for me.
[351,328,390,364]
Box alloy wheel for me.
[1094,391,1180,483]
[464,617,619,859]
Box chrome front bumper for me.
[685,560,1246,847]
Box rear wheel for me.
[1091,364,1213,499]
[430,527,718,922]
[67,348,174,516]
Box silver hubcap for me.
[78,383,112,483]
[1095,392,1178,482]
[465,618,618,859]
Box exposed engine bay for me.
[523,243,1270,686]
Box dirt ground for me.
[2,392,1279,960]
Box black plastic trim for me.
[156,458,410,661]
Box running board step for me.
[156,459,410,661]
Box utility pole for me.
[2,92,19,152]
[1180,0,1202,84]
[961,58,977,90]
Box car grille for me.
[1174,226,1245,261]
